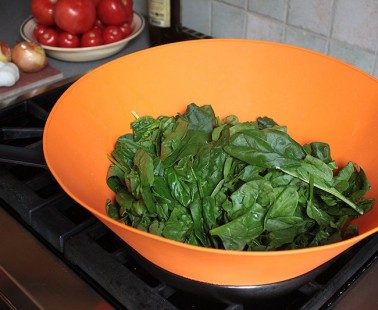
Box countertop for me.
[0,0,150,81]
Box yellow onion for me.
[0,41,12,62]
[12,41,48,73]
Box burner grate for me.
[64,222,243,310]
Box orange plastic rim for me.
[43,39,378,286]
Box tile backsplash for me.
[135,0,378,78]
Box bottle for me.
[148,0,183,46]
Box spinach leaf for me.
[106,103,374,252]
[257,116,278,129]
[166,167,193,208]
[131,115,160,142]
[224,127,306,169]
[106,164,125,193]
[162,206,194,242]
[183,103,217,136]
[160,117,188,161]
[306,176,331,227]
[210,204,265,251]
[280,156,364,214]
[304,141,334,164]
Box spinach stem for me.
[131,110,140,119]
[107,154,128,173]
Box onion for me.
[0,41,12,62]
[12,41,48,73]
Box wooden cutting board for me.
[0,65,63,102]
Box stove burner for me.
[0,89,53,167]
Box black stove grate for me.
[0,80,377,310]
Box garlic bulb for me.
[0,61,20,87]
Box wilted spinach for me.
[106,103,374,251]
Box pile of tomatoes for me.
[31,0,133,48]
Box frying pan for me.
[43,39,378,287]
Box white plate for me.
[20,13,145,62]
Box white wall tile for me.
[133,0,148,15]
[248,0,288,22]
[288,0,334,36]
[284,26,327,53]
[373,61,378,78]
[329,40,376,74]
[182,0,212,35]
[218,0,247,9]
[211,2,247,38]
[173,0,378,78]
[246,13,284,42]
[332,0,378,52]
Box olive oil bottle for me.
[148,0,183,46]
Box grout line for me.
[285,0,290,24]
[326,0,338,55]
[210,0,214,37]
[282,0,291,42]
[373,15,378,77]
[207,0,377,77]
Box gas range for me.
[0,76,377,309]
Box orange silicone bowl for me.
[43,39,378,286]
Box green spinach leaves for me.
[106,104,374,251]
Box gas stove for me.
[0,75,377,309]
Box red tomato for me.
[92,25,104,36]
[58,32,80,48]
[89,0,101,6]
[97,0,133,26]
[119,22,132,38]
[126,1,134,23]
[54,0,96,35]
[33,24,48,40]
[103,25,124,44]
[37,28,59,46]
[127,9,134,24]
[31,0,57,26]
[94,19,106,30]
[81,29,104,47]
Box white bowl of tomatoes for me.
[21,0,145,62]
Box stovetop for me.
[0,76,377,309]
